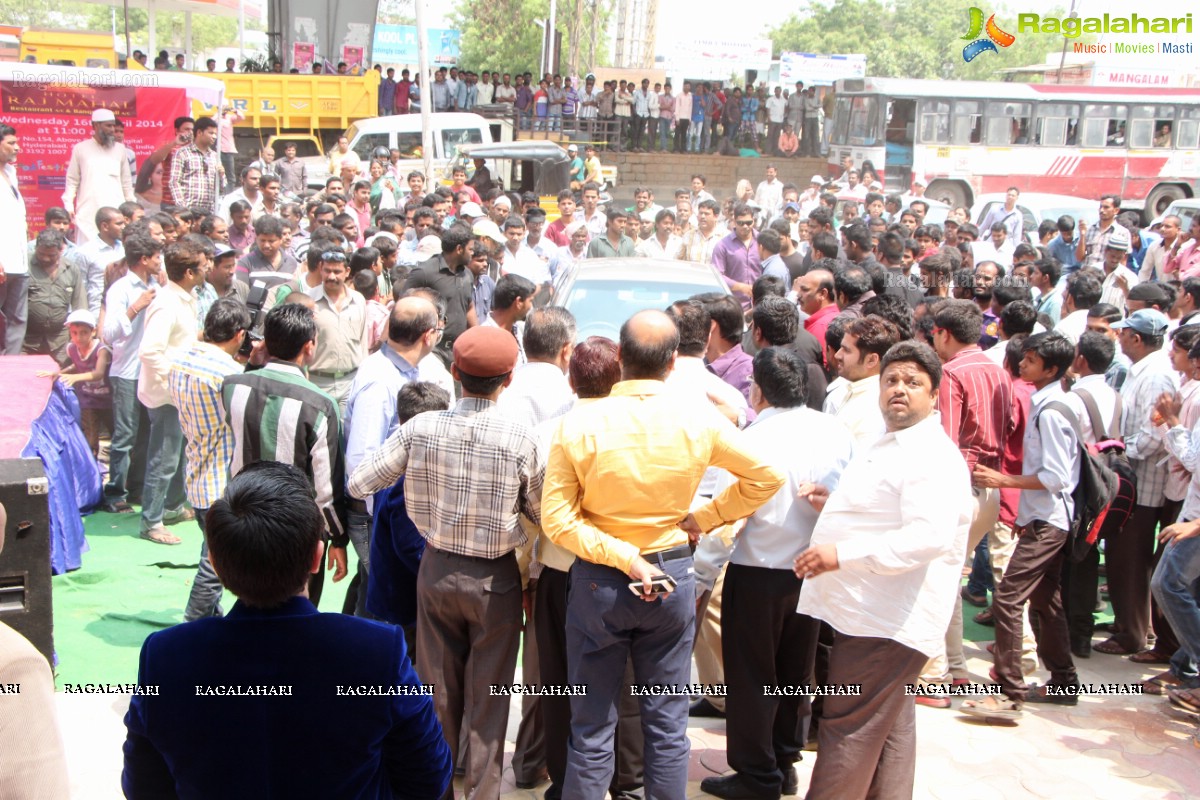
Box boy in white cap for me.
[63,109,137,242]
[36,309,112,458]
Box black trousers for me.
[723,563,819,796]
[535,566,644,800]
[673,119,690,153]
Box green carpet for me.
[50,509,355,689]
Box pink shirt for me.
[218,110,244,154]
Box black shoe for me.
[514,768,548,789]
[1025,682,1080,706]
[1071,635,1092,659]
[698,773,778,800]
[689,697,725,718]
[782,766,799,796]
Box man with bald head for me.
[344,295,441,618]
[542,309,785,800]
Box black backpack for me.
[1039,400,1120,564]
[1073,388,1137,547]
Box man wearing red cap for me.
[348,324,543,800]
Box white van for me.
[305,112,513,189]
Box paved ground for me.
[57,633,1200,799]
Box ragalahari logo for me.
[962,8,1016,62]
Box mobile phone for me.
[628,575,677,596]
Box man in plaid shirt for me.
[169,298,249,620]
[348,325,542,800]
[168,116,220,215]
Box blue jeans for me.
[967,534,994,597]
[519,109,532,130]
[104,376,141,504]
[184,508,224,621]
[141,403,187,532]
[1151,533,1200,688]
[348,509,375,619]
[0,272,29,355]
[687,120,704,153]
[564,553,695,799]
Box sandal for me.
[974,608,995,626]
[1130,649,1172,665]
[102,500,134,514]
[1142,672,1183,696]
[1167,687,1200,714]
[1093,638,1136,656]
[960,695,1023,721]
[140,526,182,546]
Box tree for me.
[767,0,1084,81]
[81,4,239,57]
[450,0,610,76]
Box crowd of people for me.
[2,101,1200,800]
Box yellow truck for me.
[18,30,119,68]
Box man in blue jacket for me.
[122,461,452,799]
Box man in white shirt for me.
[62,108,136,242]
[218,166,265,223]
[765,87,788,157]
[574,183,607,240]
[825,316,899,447]
[754,165,784,221]
[979,187,1024,246]
[1099,225,1139,311]
[137,239,205,546]
[501,216,551,286]
[0,123,29,354]
[635,209,681,259]
[699,347,852,799]
[796,341,972,799]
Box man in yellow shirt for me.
[542,309,783,800]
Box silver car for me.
[552,257,732,341]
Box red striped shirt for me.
[938,346,1011,473]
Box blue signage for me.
[373,25,462,66]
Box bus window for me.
[846,96,880,146]
[985,102,1032,145]
[1130,105,1175,148]
[1033,103,1079,146]
[1081,104,1128,147]
[1178,108,1200,149]
[919,100,950,144]
[952,101,981,145]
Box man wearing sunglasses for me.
[712,203,762,309]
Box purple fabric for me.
[711,232,762,308]
[708,345,754,403]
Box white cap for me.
[567,144,579,152]
[1106,225,1132,252]
[415,235,442,258]
[459,201,484,219]
[912,175,928,187]
[91,108,116,123]
[365,232,398,247]
[472,219,505,244]
[493,195,513,209]
[810,174,825,185]
[65,309,97,328]
[564,220,587,238]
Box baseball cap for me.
[1105,225,1132,252]
[65,309,97,328]
[453,326,519,378]
[1111,308,1169,336]
[809,175,825,185]
[459,201,484,219]
[472,219,505,244]
[91,108,116,123]
[213,245,238,260]
[567,144,578,152]
[784,201,801,213]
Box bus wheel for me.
[927,180,969,210]
[1144,183,1188,220]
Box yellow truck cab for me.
[19,30,118,68]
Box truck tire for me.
[1144,183,1188,221]
[926,180,970,211]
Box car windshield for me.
[565,279,720,339]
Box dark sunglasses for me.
[321,250,348,262]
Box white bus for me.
[827,77,1200,217]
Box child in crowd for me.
[353,269,389,352]
[36,310,112,459]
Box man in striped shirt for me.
[222,303,349,606]
[924,299,1011,698]
[170,298,249,621]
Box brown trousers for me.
[805,632,928,800]
[417,545,523,800]
[993,521,1076,699]
[1109,504,1174,652]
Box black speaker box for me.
[0,458,54,667]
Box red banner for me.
[0,78,188,237]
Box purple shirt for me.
[711,231,762,308]
[515,85,533,111]
[708,344,753,404]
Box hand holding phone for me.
[628,574,677,597]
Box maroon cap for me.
[453,326,519,378]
